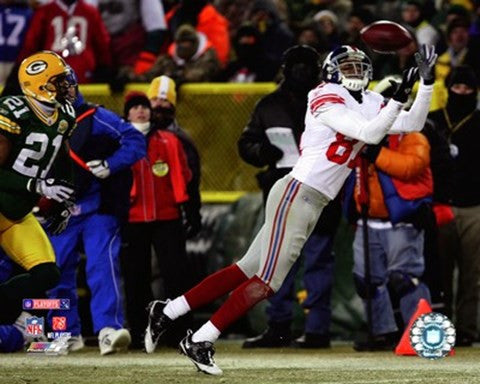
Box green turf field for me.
[1,342,479,384]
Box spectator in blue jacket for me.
[45,71,146,355]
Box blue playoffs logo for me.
[410,312,455,359]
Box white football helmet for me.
[322,45,373,92]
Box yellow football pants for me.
[0,212,55,270]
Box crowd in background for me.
[1,0,480,89]
[0,0,480,354]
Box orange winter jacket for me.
[354,132,433,219]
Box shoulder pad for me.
[308,83,347,116]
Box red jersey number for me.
[326,133,358,167]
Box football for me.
[360,20,414,54]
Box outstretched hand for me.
[414,44,437,85]
[392,67,418,103]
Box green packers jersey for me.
[0,95,76,220]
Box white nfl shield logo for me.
[426,328,441,344]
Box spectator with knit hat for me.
[122,76,200,348]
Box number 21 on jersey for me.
[13,133,63,178]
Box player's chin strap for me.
[341,77,368,92]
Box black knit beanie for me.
[124,91,151,119]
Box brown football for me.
[360,21,414,53]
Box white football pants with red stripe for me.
[237,175,330,291]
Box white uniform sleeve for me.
[317,99,403,144]
[389,80,434,133]
[141,0,167,31]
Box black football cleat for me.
[179,330,222,375]
[144,300,172,353]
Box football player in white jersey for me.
[144,44,437,375]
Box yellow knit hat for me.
[147,75,177,107]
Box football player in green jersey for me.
[0,51,77,324]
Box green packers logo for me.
[152,161,169,177]
[58,120,69,134]
[26,60,47,75]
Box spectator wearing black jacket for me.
[427,65,480,346]
[237,45,341,348]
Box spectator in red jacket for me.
[121,77,195,349]
[18,0,112,83]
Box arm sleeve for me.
[389,80,434,133]
[375,133,430,181]
[318,99,403,144]
[91,108,146,173]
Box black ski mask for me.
[446,66,478,121]
[282,45,320,95]
[152,106,175,129]
[234,25,261,66]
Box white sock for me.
[192,321,221,344]
[163,295,190,320]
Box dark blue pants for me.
[47,213,124,335]
[265,232,334,335]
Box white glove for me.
[27,178,75,203]
[86,159,110,179]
